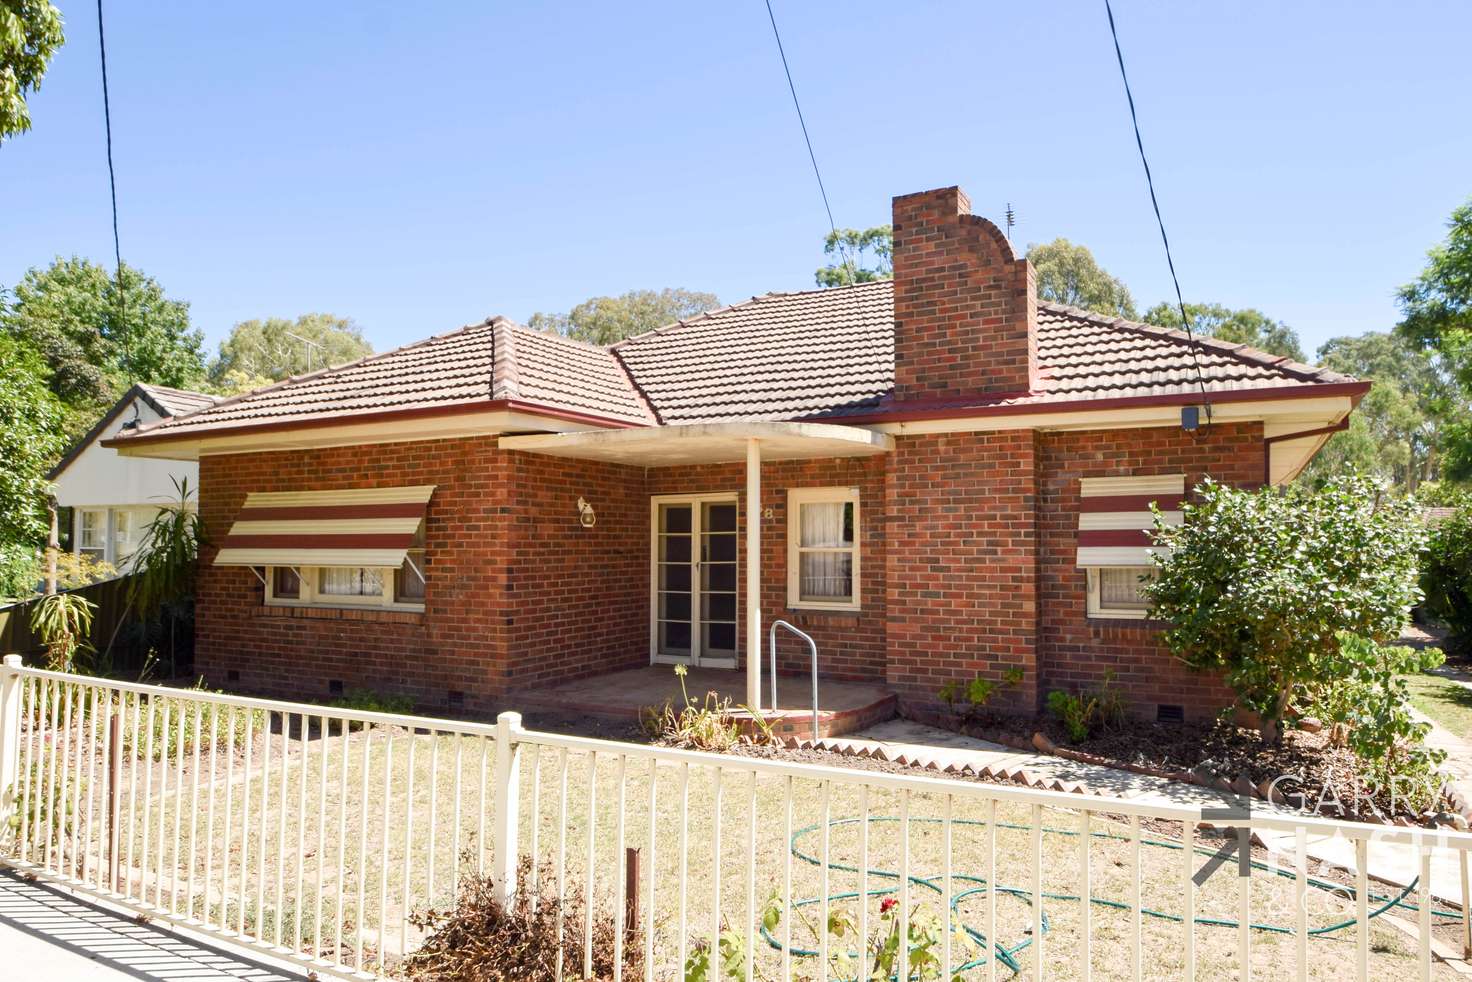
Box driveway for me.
[0,870,313,981]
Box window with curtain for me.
[1086,566,1156,618]
[319,567,384,597]
[787,487,860,609]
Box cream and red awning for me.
[1076,474,1184,567]
[213,486,434,568]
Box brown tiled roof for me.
[613,280,894,423]
[119,318,651,440]
[113,282,1357,444]
[612,282,1354,423]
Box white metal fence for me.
[2,656,1471,980]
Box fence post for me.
[109,713,122,891]
[0,654,22,845]
[493,711,523,907]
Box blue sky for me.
[3,1,1469,362]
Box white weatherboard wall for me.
[51,394,198,565]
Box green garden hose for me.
[759,815,1462,977]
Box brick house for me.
[108,185,1366,723]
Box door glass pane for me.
[659,591,691,622]
[702,592,736,622]
[705,503,737,532]
[703,562,736,593]
[660,620,692,654]
[660,562,691,593]
[661,535,691,564]
[704,622,736,656]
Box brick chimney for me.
[891,186,1038,401]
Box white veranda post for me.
[746,438,762,710]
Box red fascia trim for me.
[101,398,647,449]
[817,380,1372,426]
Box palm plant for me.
[30,592,97,672]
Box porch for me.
[507,664,898,739]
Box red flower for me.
[880,897,897,914]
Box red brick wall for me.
[1037,422,1264,720]
[503,451,648,688]
[197,437,512,711]
[892,186,1038,400]
[884,430,1040,711]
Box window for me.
[265,564,422,611]
[79,510,106,561]
[1086,567,1156,619]
[113,510,134,560]
[394,521,426,604]
[786,487,860,610]
[272,566,301,599]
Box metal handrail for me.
[769,619,819,742]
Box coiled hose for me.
[758,815,1462,976]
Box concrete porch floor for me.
[508,665,897,739]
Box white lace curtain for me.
[799,501,853,601]
[319,566,383,597]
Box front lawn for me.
[1406,671,1472,739]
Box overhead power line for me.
[97,0,127,372]
[761,0,857,285]
[1103,0,1213,423]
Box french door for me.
[651,494,739,668]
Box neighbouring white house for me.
[48,384,218,566]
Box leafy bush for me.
[937,667,1023,726]
[122,681,266,761]
[1046,672,1127,744]
[51,551,118,590]
[1422,493,1472,653]
[404,857,638,982]
[327,688,417,729]
[1309,634,1448,812]
[1144,476,1425,742]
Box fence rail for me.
[1,657,1471,980]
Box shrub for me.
[30,592,96,671]
[1143,476,1425,743]
[327,688,416,729]
[640,665,771,751]
[1045,673,1126,744]
[121,681,266,761]
[1309,634,1448,812]
[1422,493,1472,653]
[937,667,1023,726]
[404,857,638,982]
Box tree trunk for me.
[44,497,58,595]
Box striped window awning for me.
[213,486,435,568]
[1076,474,1185,567]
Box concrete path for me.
[846,718,1472,907]
[0,870,312,981]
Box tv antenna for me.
[1004,203,1016,243]
[285,330,326,374]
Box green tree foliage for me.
[0,0,64,142]
[814,225,893,287]
[1397,198,1472,481]
[209,312,372,382]
[0,335,62,596]
[1142,476,1425,743]
[1422,492,1472,654]
[1142,301,1305,361]
[527,288,720,346]
[1302,331,1463,491]
[1026,238,1137,318]
[1,257,205,440]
